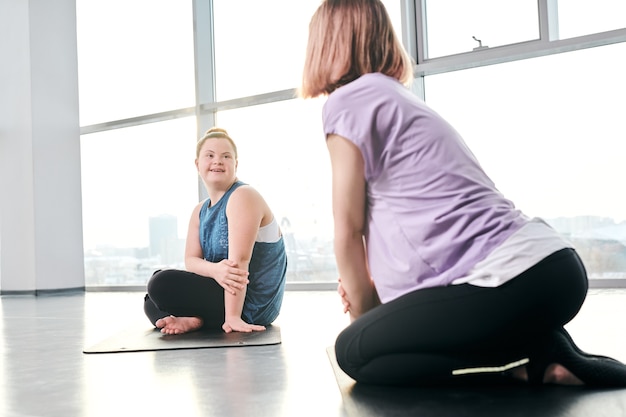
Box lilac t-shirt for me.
[323,73,528,303]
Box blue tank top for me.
[198,181,287,325]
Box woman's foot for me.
[527,328,626,387]
[543,363,584,385]
[510,363,583,385]
[155,315,203,335]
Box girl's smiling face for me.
[196,138,238,187]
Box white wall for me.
[0,0,85,293]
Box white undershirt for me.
[452,217,573,287]
[256,217,281,243]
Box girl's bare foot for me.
[155,315,203,335]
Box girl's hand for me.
[337,277,351,314]
[222,316,266,333]
[214,259,249,295]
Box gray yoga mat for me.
[326,346,626,417]
[83,324,281,354]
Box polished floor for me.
[1,288,626,417]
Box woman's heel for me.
[529,328,626,387]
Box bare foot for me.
[509,363,584,386]
[155,315,203,335]
[543,363,584,385]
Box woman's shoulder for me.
[326,73,404,113]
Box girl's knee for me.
[146,269,173,294]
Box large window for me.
[424,0,539,58]
[77,0,403,287]
[76,0,195,125]
[424,42,626,281]
[216,98,335,282]
[558,0,626,39]
[77,1,626,287]
[212,1,321,101]
[80,119,198,286]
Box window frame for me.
[79,0,626,289]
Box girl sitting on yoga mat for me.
[299,0,626,387]
[143,127,287,334]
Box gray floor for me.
[1,288,626,417]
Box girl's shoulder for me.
[228,184,272,222]
[229,184,264,205]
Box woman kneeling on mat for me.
[299,0,626,387]
[143,128,287,334]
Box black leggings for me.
[143,269,226,329]
[334,248,589,385]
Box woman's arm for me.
[184,201,249,295]
[223,186,270,332]
[327,134,380,320]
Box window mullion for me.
[538,0,560,42]
[193,0,217,200]
[414,0,428,63]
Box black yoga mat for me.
[83,324,281,354]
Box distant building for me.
[149,214,183,265]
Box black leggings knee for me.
[143,269,226,329]
[335,248,588,385]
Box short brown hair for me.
[299,0,414,98]
[196,127,238,158]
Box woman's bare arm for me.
[327,134,380,320]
